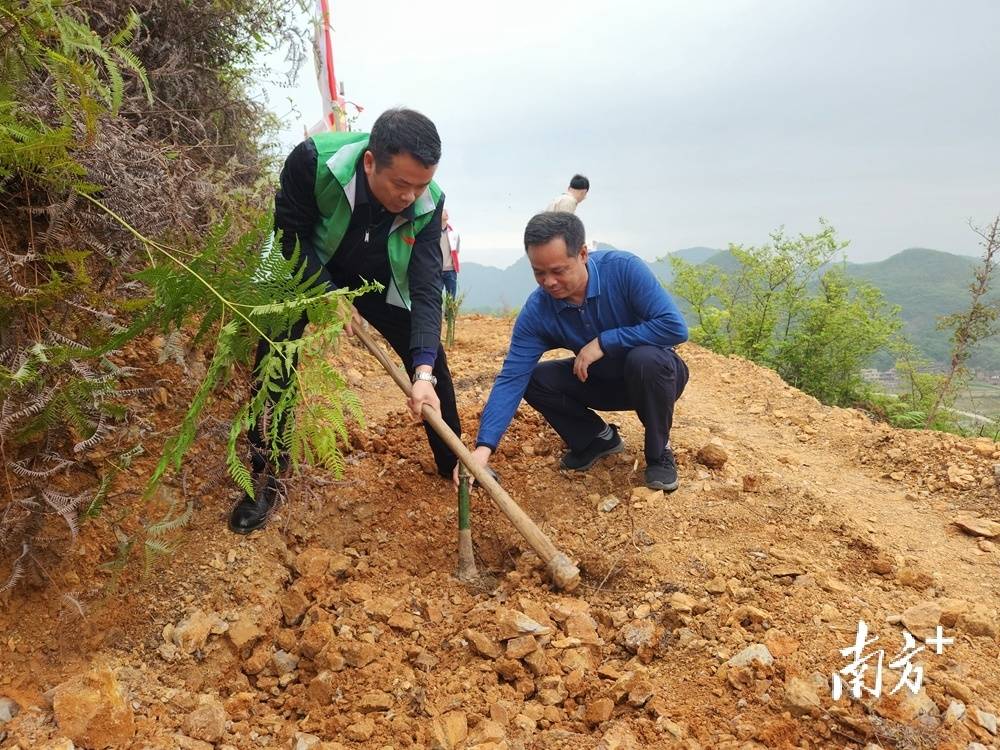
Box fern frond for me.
[113,46,152,104]
[142,538,176,573]
[0,544,30,594]
[227,406,254,496]
[10,455,74,479]
[73,411,108,452]
[117,444,144,466]
[85,474,112,518]
[147,500,193,537]
[105,386,154,398]
[41,489,87,540]
[110,9,141,47]
[47,330,89,350]
[1,387,56,434]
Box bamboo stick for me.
[354,326,580,591]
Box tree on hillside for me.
[669,221,901,407]
[775,268,899,405]
[924,216,1000,428]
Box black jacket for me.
[273,138,445,360]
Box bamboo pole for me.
[456,464,477,581]
[354,326,580,591]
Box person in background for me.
[441,209,460,297]
[546,174,589,213]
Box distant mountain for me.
[670,246,723,264]
[458,255,538,313]
[459,246,723,312]
[842,248,998,368]
[455,245,995,368]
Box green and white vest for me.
[311,131,443,309]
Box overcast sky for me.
[260,0,1000,268]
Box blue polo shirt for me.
[476,250,688,450]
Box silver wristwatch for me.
[412,371,438,386]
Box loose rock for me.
[499,610,552,640]
[899,601,943,638]
[183,695,227,744]
[465,629,501,659]
[429,710,468,749]
[0,697,19,723]
[973,708,998,735]
[506,635,538,659]
[52,665,136,749]
[344,717,375,742]
[953,515,1000,538]
[696,442,728,469]
[783,677,821,717]
[598,495,621,513]
[727,644,774,668]
[172,609,227,654]
[584,697,614,727]
[358,690,394,713]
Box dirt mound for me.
[1,315,998,749]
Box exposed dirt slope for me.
[1,315,998,750]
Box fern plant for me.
[0,0,357,592]
[1,0,151,189]
[86,202,376,498]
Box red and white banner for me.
[309,0,348,134]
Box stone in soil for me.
[358,690,394,713]
[52,665,136,750]
[0,697,19,723]
[584,697,614,727]
[429,710,468,749]
[183,694,227,744]
[696,442,728,469]
[344,717,375,742]
[498,610,552,639]
[465,628,501,659]
[953,515,1000,538]
[170,609,227,654]
[783,677,821,717]
[727,644,774,668]
[598,495,621,512]
[505,635,538,659]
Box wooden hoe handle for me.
[354,326,580,591]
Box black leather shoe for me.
[645,448,679,492]
[228,473,283,534]
[559,424,624,471]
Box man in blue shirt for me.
[462,212,690,491]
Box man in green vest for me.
[230,108,461,534]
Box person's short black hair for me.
[569,174,589,191]
[368,108,441,169]
[524,212,587,257]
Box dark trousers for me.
[523,346,688,464]
[442,270,458,298]
[249,289,461,476]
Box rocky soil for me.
[1,315,998,750]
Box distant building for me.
[861,369,899,386]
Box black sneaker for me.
[228,472,284,534]
[645,448,679,492]
[559,424,624,471]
